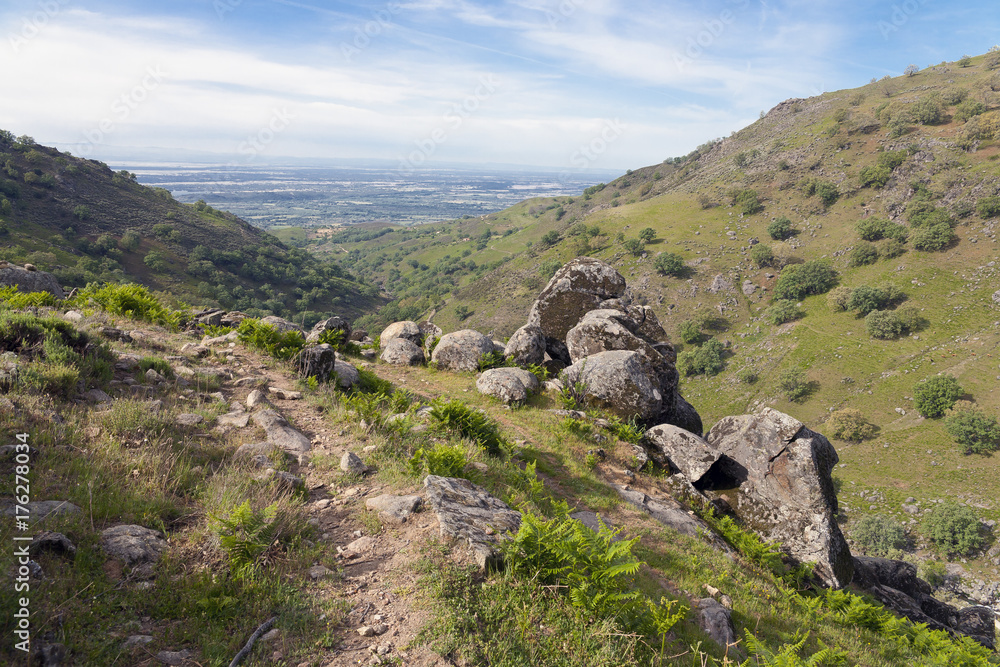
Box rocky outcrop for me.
[431,329,495,372]
[423,475,521,569]
[562,350,663,423]
[0,264,64,298]
[703,408,852,589]
[260,315,303,334]
[306,316,352,344]
[526,257,627,363]
[380,321,422,347]
[504,324,546,366]
[100,525,168,568]
[615,485,732,554]
[380,337,425,366]
[476,367,539,404]
[644,424,719,481]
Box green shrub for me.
[919,560,947,588]
[477,350,512,372]
[976,195,1000,219]
[881,237,907,258]
[779,368,809,402]
[429,399,507,456]
[865,310,905,339]
[605,415,643,444]
[678,319,701,344]
[637,227,655,243]
[945,408,1000,455]
[0,286,59,309]
[653,252,685,276]
[101,398,167,437]
[921,501,983,557]
[827,286,853,312]
[409,443,469,478]
[847,284,903,315]
[827,408,877,441]
[767,216,793,240]
[20,362,79,398]
[236,318,305,360]
[678,338,724,376]
[954,99,986,123]
[732,189,763,215]
[773,261,838,300]
[851,514,906,557]
[77,282,181,328]
[912,95,944,124]
[814,181,840,207]
[855,217,907,242]
[763,299,802,324]
[911,222,955,251]
[848,242,880,267]
[622,238,645,256]
[210,500,280,581]
[750,244,775,267]
[914,375,964,418]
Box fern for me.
[236,318,305,360]
[211,500,279,581]
[429,398,508,457]
[409,443,468,478]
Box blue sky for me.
[1,0,998,172]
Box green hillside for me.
[324,53,1000,586]
[0,131,382,324]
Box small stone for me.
[246,389,272,409]
[268,387,303,400]
[155,649,192,665]
[123,635,154,649]
[83,389,113,404]
[63,310,83,322]
[357,623,388,637]
[340,451,368,475]
[346,536,375,553]
[308,565,334,580]
[175,413,204,427]
[260,628,281,642]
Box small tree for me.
[904,64,919,77]
[773,261,838,300]
[911,222,955,251]
[827,408,877,441]
[827,286,853,312]
[865,310,905,339]
[750,244,774,268]
[623,238,645,256]
[778,368,810,402]
[763,299,801,325]
[454,305,473,321]
[852,514,906,557]
[654,252,685,277]
[678,319,701,344]
[922,501,983,557]
[848,242,880,267]
[539,230,560,247]
[678,337,725,376]
[73,205,90,221]
[945,408,1000,455]
[914,375,964,418]
[954,99,986,123]
[143,250,168,271]
[957,54,973,68]
[767,217,793,240]
[637,227,656,243]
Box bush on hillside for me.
[778,368,810,402]
[678,338,725,376]
[847,284,903,316]
[827,286,853,312]
[976,195,1000,219]
[763,299,802,325]
[945,407,1000,455]
[654,252,685,277]
[731,188,763,215]
[954,99,986,123]
[851,514,906,557]
[773,261,838,300]
[914,375,964,418]
[921,501,984,557]
[767,217,793,240]
[848,242,880,267]
[911,222,955,251]
[865,310,906,339]
[749,244,775,268]
[912,95,945,125]
[855,217,907,242]
[827,408,877,441]
[637,227,655,243]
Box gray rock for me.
[380,321,422,346]
[365,494,422,523]
[852,556,930,598]
[175,413,204,427]
[64,310,83,322]
[29,531,76,558]
[83,388,113,404]
[202,330,239,346]
[504,324,546,366]
[644,424,719,479]
[259,315,304,334]
[423,475,521,569]
[431,329,496,372]
[693,598,738,651]
[217,411,250,428]
[565,309,662,365]
[268,387,303,400]
[100,525,168,567]
[707,274,734,294]
[155,649,193,665]
[562,350,662,423]
[742,280,757,296]
[192,308,224,327]
[267,470,305,491]
[526,257,627,362]
[306,316,352,344]
[122,635,154,649]
[345,536,375,553]
[341,451,368,475]
[993,289,1000,306]
[614,485,732,553]
[246,389,272,410]
[234,441,278,461]
[0,264,64,298]
[476,367,539,404]
[295,343,335,380]
[180,343,210,358]
[705,408,852,589]
[1,500,81,520]
[956,606,995,649]
[145,368,166,384]
[252,410,311,454]
[380,338,425,366]
[308,565,334,580]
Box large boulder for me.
[644,424,719,480]
[260,315,304,334]
[476,367,539,404]
[424,475,521,569]
[566,309,661,364]
[562,350,662,423]
[526,257,627,362]
[380,321,422,347]
[252,409,311,454]
[703,408,852,589]
[0,264,64,298]
[380,338,425,366]
[431,329,495,372]
[296,344,336,380]
[306,316,352,344]
[504,324,546,366]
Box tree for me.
[678,319,701,344]
[865,310,905,339]
[119,230,141,252]
[827,286,853,312]
[848,242,880,267]
[848,284,902,316]
[914,375,964,418]
[911,222,955,251]
[539,230,560,247]
[623,238,645,256]
[827,408,877,441]
[750,244,774,268]
[778,368,810,402]
[654,252,685,277]
[957,54,973,68]
[954,99,986,123]
[773,261,838,300]
[763,299,801,325]
[143,250,168,271]
[767,217,793,240]
[852,514,906,557]
[945,408,1000,455]
[904,64,919,77]
[454,304,473,321]
[732,189,763,215]
[678,338,725,376]
[922,501,983,557]
[73,205,90,221]
[637,227,656,243]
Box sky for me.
[1,0,998,173]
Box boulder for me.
[380,338,425,366]
[424,475,521,569]
[704,408,852,589]
[252,409,311,454]
[852,556,930,598]
[100,525,168,567]
[565,309,662,365]
[562,350,662,423]
[365,494,422,523]
[431,329,495,372]
[476,367,539,404]
[504,324,546,366]
[340,451,368,475]
[296,344,359,388]
[306,316,352,344]
[380,321,422,347]
[615,485,732,554]
[0,264,63,298]
[259,315,304,334]
[418,321,443,352]
[1,500,81,520]
[644,424,719,479]
[29,531,76,558]
[956,607,995,649]
[693,598,738,651]
[526,257,628,362]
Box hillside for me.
[320,52,1000,606]
[0,132,382,324]
[0,288,996,666]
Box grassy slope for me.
[329,53,1000,581]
